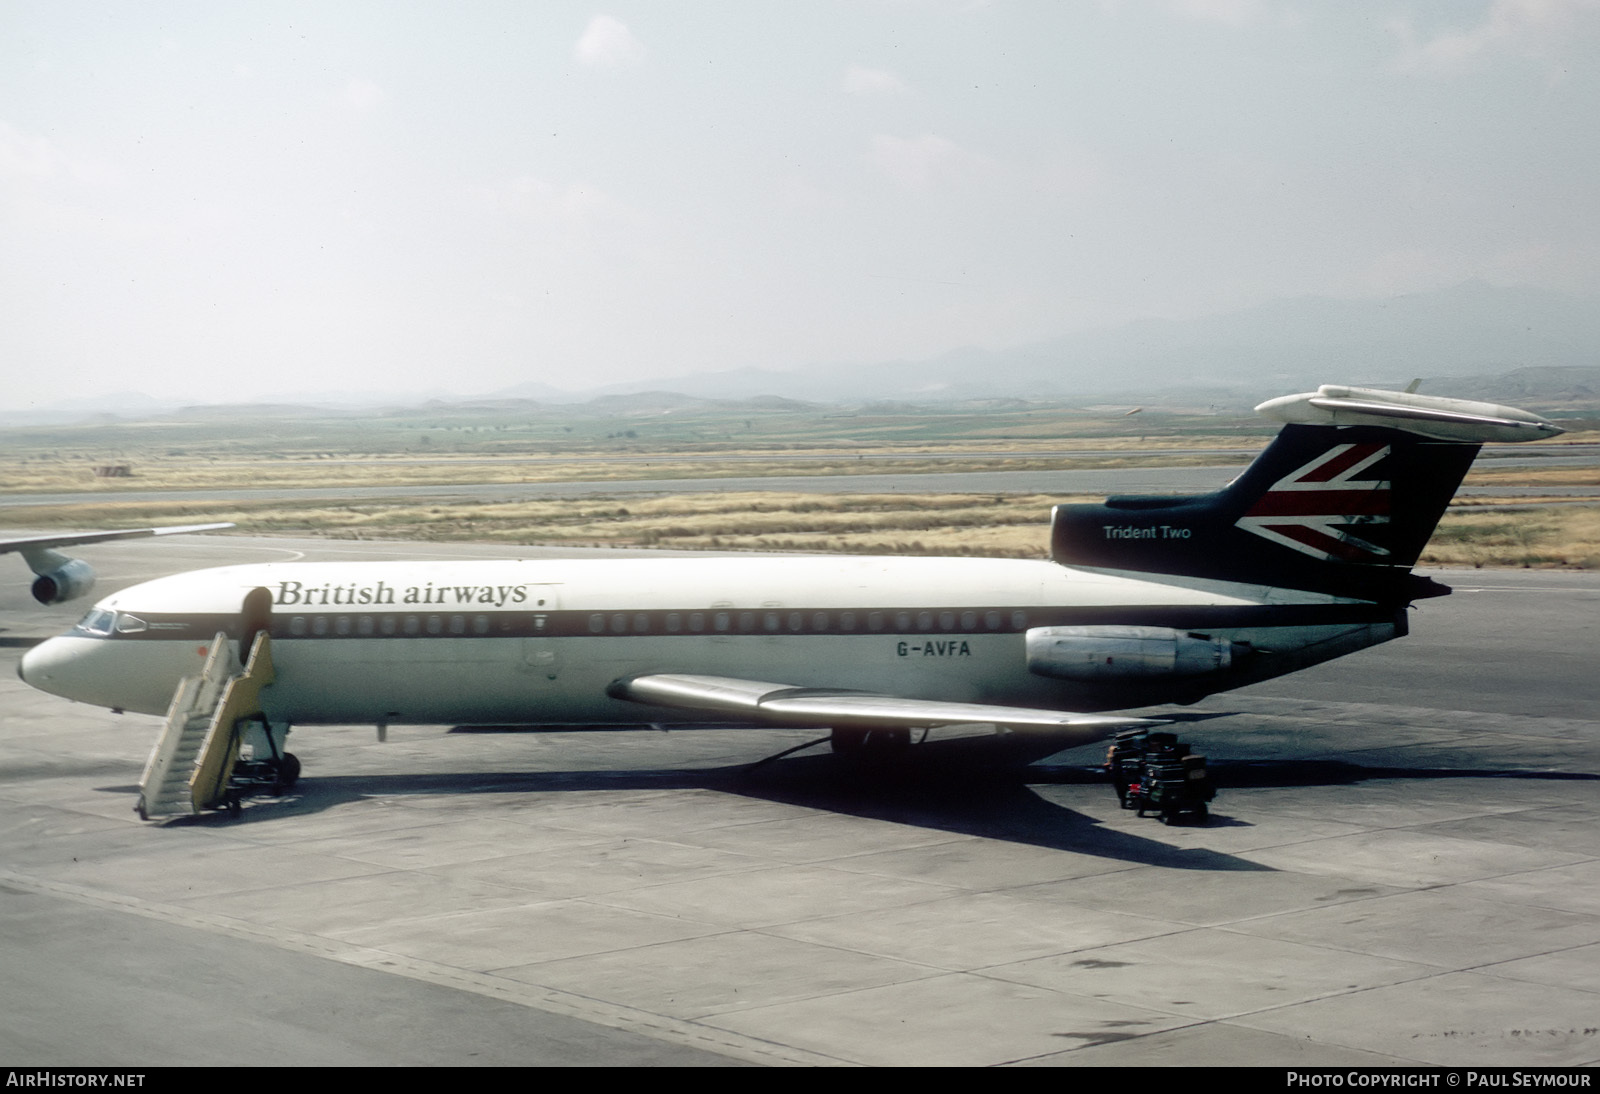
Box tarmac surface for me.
[1,534,1597,1066]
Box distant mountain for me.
[483,380,588,404]
[1405,366,1600,414]
[12,282,1598,425]
[598,281,1600,404]
[16,390,185,418]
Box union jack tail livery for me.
[1234,441,1393,564]
[1051,385,1561,603]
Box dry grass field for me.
[3,402,1596,569]
[8,487,1599,569]
[0,452,1249,496]
[1421,505,1600,570]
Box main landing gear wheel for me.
[1111,730,1214,825]
[830,728,912,758]
[272,752,301,795]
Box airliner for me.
[18,385,1561,768]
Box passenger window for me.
[380,615,397,635]
[312,616,329,636]
[764,612,780,632]
[449,615,466,635]
[689,612,705,633]
[666,613,681,633]
[335,616,351,636]
[960,611,977,630]
[1011,610,1027,629]
[868,612,884,632]
[788,612,803,632]
[404,615,421,635]
[985,611,1002,630]
[588,613,604,634]
[426,615,443,635]
[939,611,956,631]
[812,612,828,631]
[713,612,729,632]
[633,613,649,633]
[916,611,933,631]
[289,616,308,636]
[895,611,912,631]
[473,615,490,635]
[840,612,856,631]
[357,615,375,636]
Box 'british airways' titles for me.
[274,581,531,608]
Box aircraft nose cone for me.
[19,633,186,715]
[19,638,64,690]
[19,636,92,700]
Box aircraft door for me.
[520,585,562,681]
[240,587,272,660]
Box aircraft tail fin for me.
[1050,385,1562,601]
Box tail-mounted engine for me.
[1026,625,1247,682]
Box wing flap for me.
[609,673,1155,736]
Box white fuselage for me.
[20,555,1396,727]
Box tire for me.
[830,729,910,758]
[831,728,868,755]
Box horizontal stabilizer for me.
[1256,385,1563,443]
[609,673,1156,738]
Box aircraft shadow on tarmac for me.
[117,766,1263,872]
[90,725,1599,873]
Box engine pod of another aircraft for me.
[1025,625,1241,681]
[23,552,95,606]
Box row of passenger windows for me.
[287,613,512,637]
[586,608,1027,635]
[278,608,1030,638]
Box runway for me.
[4,452,1599,512]
[1,534,1597,1065]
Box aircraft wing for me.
[0,524,234,558]
[4,524,234,605]
[608,673,1155,740]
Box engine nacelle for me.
[31,558,96,605]
[1026,625,1240,681]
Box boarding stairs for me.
[136,631,277,820]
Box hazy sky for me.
[3,1,1598,410]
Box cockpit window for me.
[75,609,116,636]
[114,613,148,634]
